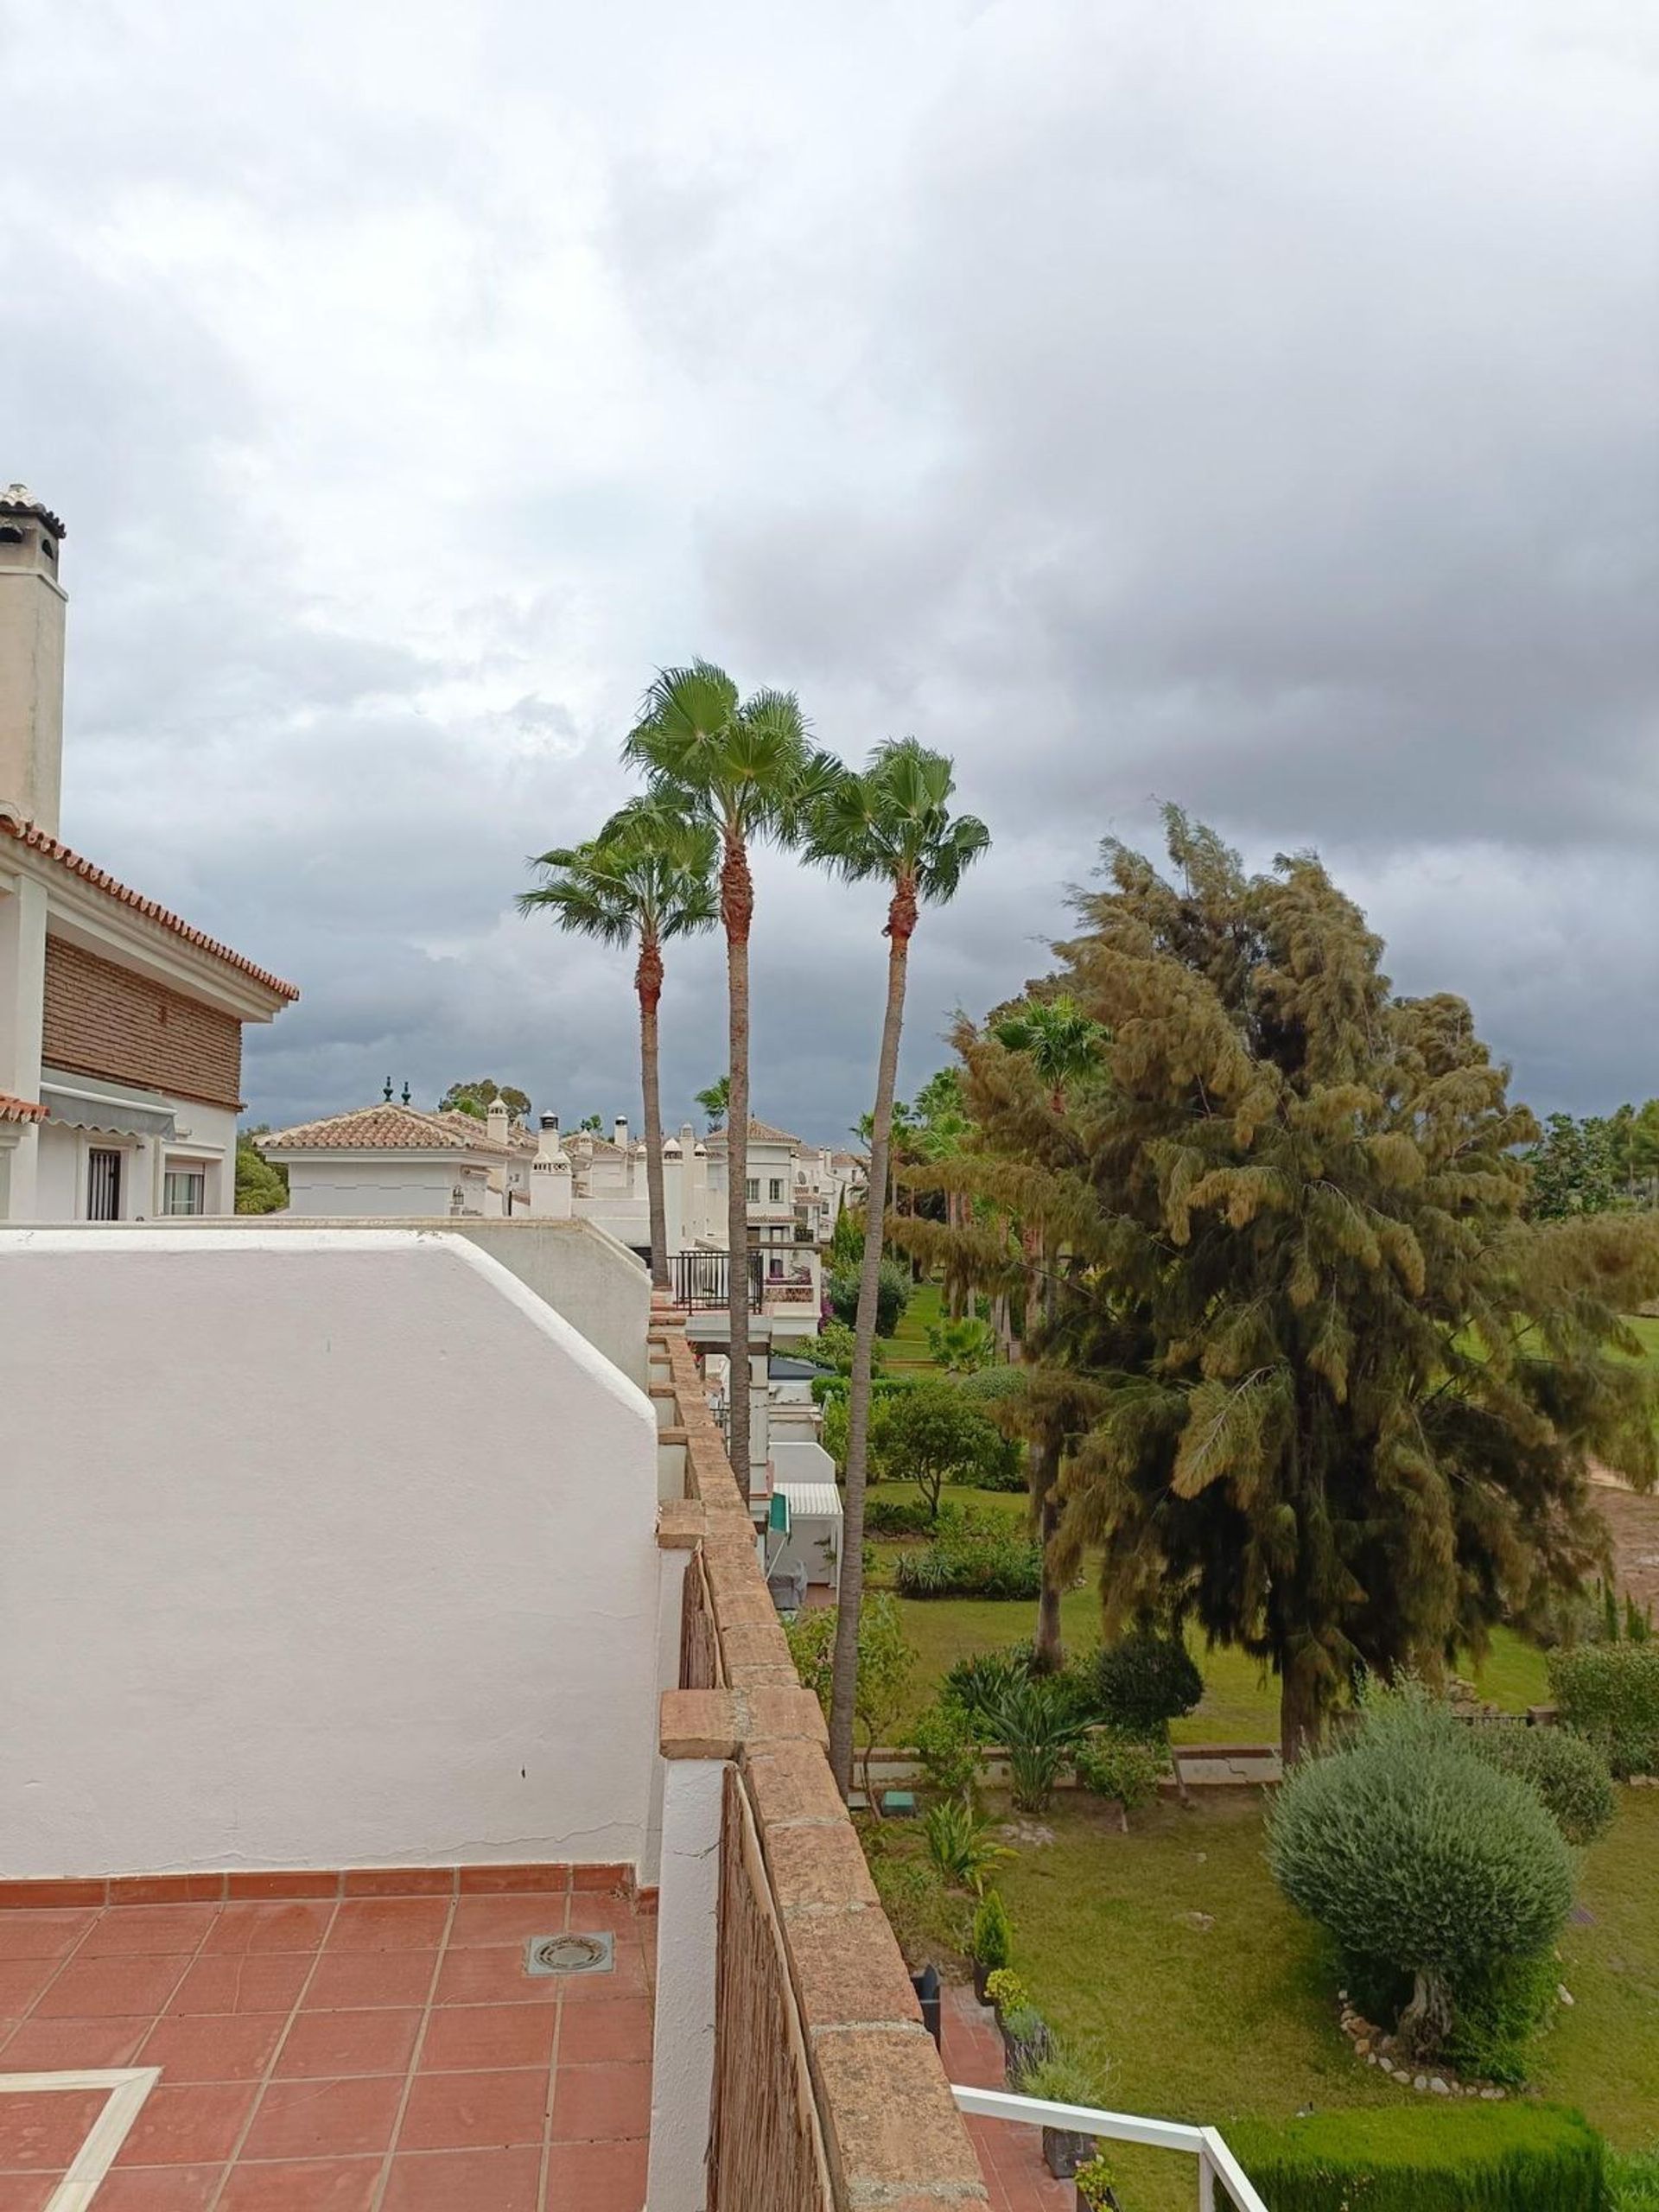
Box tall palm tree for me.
[622,660,837,1483]
[808,739,990,1796]
[990,995,1106,1670]
[518,802,718,1288]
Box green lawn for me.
[887,1280,946,1372]
[872,1483,1550,1736]
[968,1787,1659,2210]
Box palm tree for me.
[808,739,990,1796]
[990,995,1106,1670]
[518,802,718,1288]
[695,1074,730,1130]
[622,660,838,1483]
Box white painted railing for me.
[951,2085,1268,2211]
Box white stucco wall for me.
[0,1227,659,1879]
[281,1157,465,1218]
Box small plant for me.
[863,1848,970,1969]
[985,1677,1090,1813]
[944,1646,1035,1726]
[912,1700,987,1801]
[924,1796,1012,1897]
[999,2004,1052,2073]
[1012,2040,1108,2181]
[1073,1730,1166,1829]
[970,1889,1013,1974]
[1074,2152,1122,2210]
[1607,2145,1659,2210]
[925,1314,996,1371]
[1095,1629,1204,1739]
[895,1531,1044,1599]
[982,1967,1027,2014]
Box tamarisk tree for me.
[917,811,1659,1760]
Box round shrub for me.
[829,1257,912,1338]
[1267,1730,1574,2059]
[1074,1730,1166,1821]
[1466,1722,1617,1847]
[1548,1642,1659,1778]
[1094,1630,1204,1741]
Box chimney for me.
[613,1116,629,1147]
[540,1113,559,1133]
[0,486,68,837]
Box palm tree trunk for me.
[721,832,753,1491]
[636,931,669,1291]
[830,877,915,1796]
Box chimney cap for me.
[0,485,65,537]
[539,1113,559,1131]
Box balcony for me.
[0,1226,1263,2212]
[671,1249,763,1312]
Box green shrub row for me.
[1548,1642,1659,1777]
[1230,2101,1605,2212]
[894,1533,1043,1599]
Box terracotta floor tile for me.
[138,2011,288,2082]
[397,2067,550,2152]
[550,2061,650,2143]
[241,2075,405,2163]
[556,1949,647,2001]
[36,1954,188,2019]
[89,2165,224,2209]
[302,1950,437,2012]
[431,1948,560,2009]
[447,1897,568,1948]
[0,1911,96,1961]
[343,1869,455,1899]
[565,1896,642,1937]
[203,1904,334,1956]
[327,1900,449,1953]
[80,1904,219,1956]
[418,2004,557,2074]
[0,2178,55,2212]
[166,1954,311,2018]
[382,2145,543,2210]
[552,1997,652,2067]
[275,2007,423,2080]
[217,2157,384,2209]
[544,2138,648,2211]
[458,1866,571,1895]
[0,2087,109,2170]
[0,1961,59,2015]
[114,2082,258,2167]
[0,2016,152,2069]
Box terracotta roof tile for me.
[0,812,299,1001]
[258,1104,518,1154]
[0,484,65,537]
[704,1116,803,1151]
[0,1092,48,1124]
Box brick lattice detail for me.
[42,936,244,1110]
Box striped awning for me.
[40,1080,177,1142]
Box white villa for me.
[0,486,297,1223]
[260,1101,863,1347]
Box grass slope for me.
[985,1789,1659,2211]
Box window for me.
[745,1178,760,1203]
[86,1147,122,1221]
[769,1179,785,1203]
[163,1166,207,1217]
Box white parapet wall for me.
[0,1226,660,1881]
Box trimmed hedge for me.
[1548,1642,1659,1777]
[1230,2102,1605,2212]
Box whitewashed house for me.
[0,485,297,1222]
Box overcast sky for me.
[4,2,1656,1141]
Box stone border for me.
[652,1295,988,2209]
[1337,1991,1511,2101]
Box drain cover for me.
[524,1931,614,1978]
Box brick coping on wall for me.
[651,1294,988,2210]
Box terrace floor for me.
[0,1875,652,2210]
[944,1983,1071,2212]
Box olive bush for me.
[1267,1726,1574,2060]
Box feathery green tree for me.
[807,737,989,1796]
[519,800,717,1287]
[913,811,1659,1760]
[695,1073,731,1129]
[623,661,838,1482]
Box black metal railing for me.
[672,1250,765,1313]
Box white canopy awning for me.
[40,1078,178,1143]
